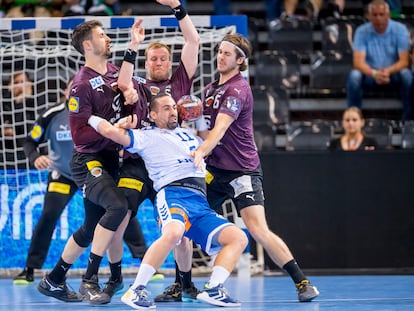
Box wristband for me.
[195,116,208,132]
[88,115,104,131]
[172,4,187,20]
[123,48,137,64]
[371,69,377,79]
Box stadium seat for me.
[268,17,313,56]
[363,118,393,149]
[252,85,290,150]
[401,120,414,149]
[308,50,352,96]
[285,120,334,151]
[320,17,354,53]
[254,50,301,91]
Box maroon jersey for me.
[144,62,193,102]
[68,63,125,153]
[203,73,259,171]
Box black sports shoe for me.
[37,275,82,302]
[79,274,111,305]
[181,282,200,302]
[13,268,34,285]
[154,282,182,302]
[103,276,124,297]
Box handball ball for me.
[177,95,203,121]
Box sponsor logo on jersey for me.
[56,130,72,141]
[29,124,43,141]
[223,96,239,112]
[68,96,79,112]
[133,76,147,84]
[89,76,104,89]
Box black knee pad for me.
[73,225,94,248]
[97,188,128,231]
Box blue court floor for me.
[3,274,414,310]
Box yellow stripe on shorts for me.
[48,182,71,194]
[118,177,144,192]
[86,160,102,171]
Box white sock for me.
[131,263,156,289]
[208,265,230,288]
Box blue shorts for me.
[154,186,233,255]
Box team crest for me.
[150,86,160,95]
[68,96,80,112]
[205,96,214,107]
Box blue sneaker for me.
[196,283,241,307]
[121,285,156,309]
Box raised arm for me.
[157,0,200,78]
[118,19,145,100]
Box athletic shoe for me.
[154,282,182,302]
[121,285,156,309]
[149,272,164,282]
[103,276,124,297]
[181,282,200,302]
[37,274,82,302]
[13,268,34,285]
[196,283,241,307]
[79,274,111,305]
[296,279,320,302]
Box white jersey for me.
[126,126,205,191]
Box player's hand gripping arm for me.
[88,114,138,147]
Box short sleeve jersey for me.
[68,63,124,153]
[353,19,410,69]
[126,126,205,191]
[202,73,259,171]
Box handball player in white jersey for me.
[88,93,248,309]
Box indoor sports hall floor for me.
[3,274,414,310]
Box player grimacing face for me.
[145,47,172,81]
[216,41,243,76]
[151,96,178,130]
[90,27,112,58]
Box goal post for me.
[0,15,263,277]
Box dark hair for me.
[149,93,172,112]
[71,20,103,55]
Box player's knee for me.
[73,225,94,247]
[99,203,128,231]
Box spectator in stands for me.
[2,72,42,169]
[64,0,117,16]
[329,107,378,151]
[347,0,413,121]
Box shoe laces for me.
[164,282,181,294]
[296,279,310,292]
[134,286,151,301]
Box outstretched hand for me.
[129,19,145,51]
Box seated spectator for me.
[329,107,378,151]
[64,0,117,16]
[346,0,413,121]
